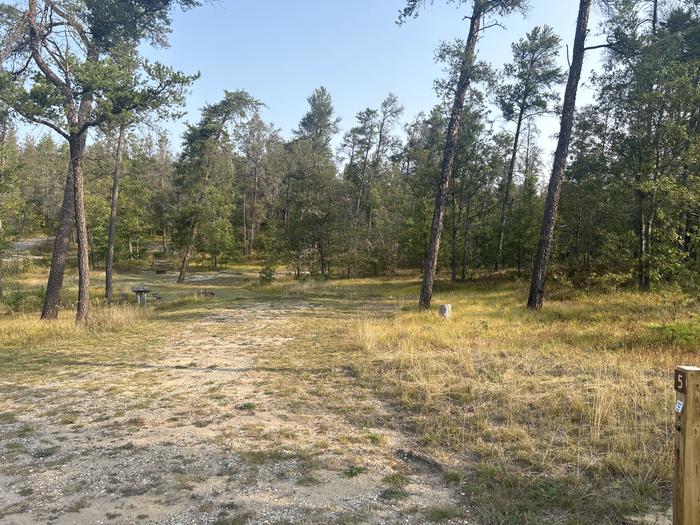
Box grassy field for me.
[1,262,698,524]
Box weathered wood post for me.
[674,366,700,525]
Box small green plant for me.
[31,446,59,459]
[652,321,700,348]
[443,470,463,484]
[4,289,44,313]
[343,465,366,478]
[383,473,409,487]
[15,424,34,437]
[238,402,256,411]
[379,488,409,501]
[426,505,461,522]
[366,432,385,444]
[0,411,17,423]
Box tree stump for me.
[439,304,452,319]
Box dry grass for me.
[0,305,152,347]
[2,264,698,524]
[352,279,699,523]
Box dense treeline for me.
[0,0,699,319]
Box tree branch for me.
[15,105,68,139]
[584,43,614,52]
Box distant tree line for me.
[0,0,698,320]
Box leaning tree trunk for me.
[41,162,74,320]
[177,224,197,284]
[105,125,127,303]
[528,0,591,311]
[70,134,91,322]
[419,8,482,310]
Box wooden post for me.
[674,366,700,525]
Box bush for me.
[586,271,634,293]
[259,265,277,284]
[4,288,44,313]
[650,321,700,350]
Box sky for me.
[21,1,606,165]
[138,0,606,160]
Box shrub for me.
[259,265,277,284]
[4,288,44,313]
[587,271,634,293]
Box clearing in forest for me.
[0,267,697,524]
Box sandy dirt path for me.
[0,300,469,524]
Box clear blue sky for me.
[141,0,605,160]
[17,1,604,163]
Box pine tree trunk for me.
[528,0,591,311]
[637,193,651,291]
[41,162,74,320]
[319,240,327,277]
[70,134,90,322]
[105,125,127,303]
[251,165,259,252]
[575,210,582,263]
[419,8,482,310]
[177,224,197,284]
[461,197,472,281]
[451,193,458,282]
[242,192,248,256]
[89,227,95,270]
[496,110,525,271]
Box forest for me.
[0,0,697,316]
[0,1,699,524]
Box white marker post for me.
[439,304,452,319]
[674,366,700,525]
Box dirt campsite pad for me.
[0,291,467,524]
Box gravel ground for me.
[0,302,470,525]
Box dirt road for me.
[0,300,467,524]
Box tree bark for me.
[528,0,591,311]
[70,134,90,322]
[242,191,248,255]
[250,163,259,252]
[460,196,472,281]
[105,124,127,303]
[450,192,459,282]
[419,8,482,310]
[40,162,74,320]
[177,224,197,283]
[496,108,525,271]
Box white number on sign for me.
[676,370,688,394]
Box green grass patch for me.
[343,466,366,478]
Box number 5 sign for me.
[676,370,688,394]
